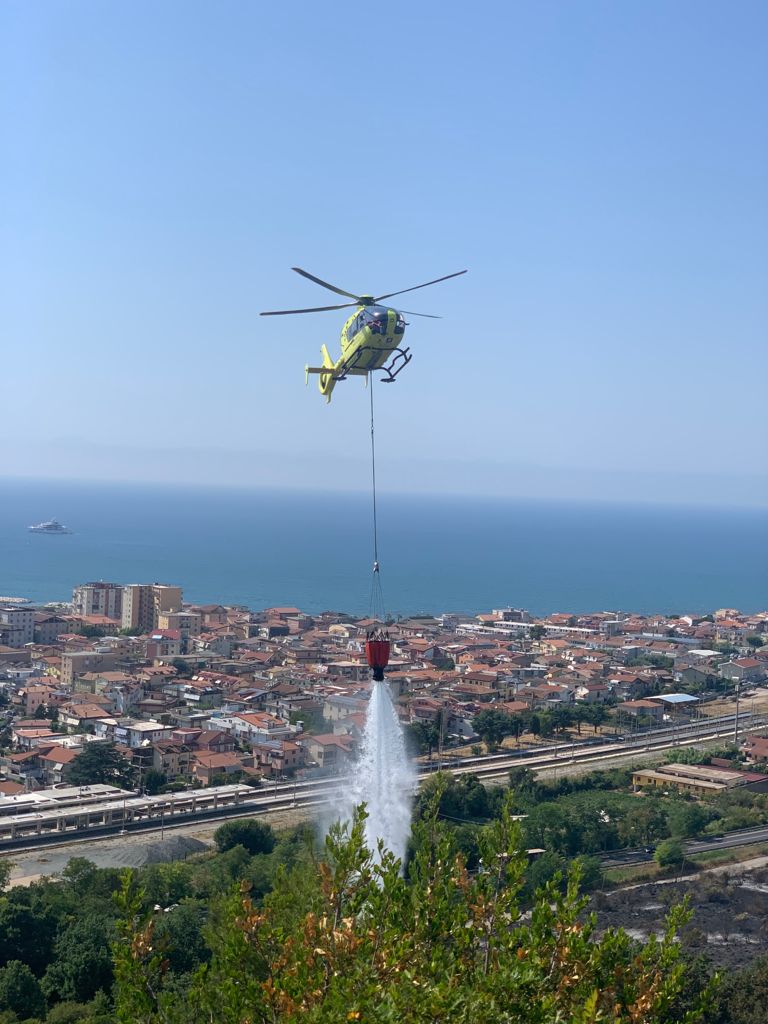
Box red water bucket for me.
[365,638,390,682]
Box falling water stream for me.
[344,680,416,865]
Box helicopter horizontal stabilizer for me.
[305,366,367,377]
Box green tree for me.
[69,743,135,788]
[580,703,609,733]
[405,720,440,757]
[143,769,167,795]
[507,714,526,743]
[667,801,711,839]
[472,709,513,751]
[42,914,114,1004]
[416,772,491,822]
[655,838,685,870]
[716,954,768,1024]
[522,803,575,855]
[0,960,45,1019]
[617,801,669,847]
[213,819,276,856]
[747,635,765,648]
[529,624,545,640]
[0,890,59,973]
[665,747,703,765]
[537,711,555,738]
[288,708,326,734]
[550,705,574,736]
[507,766,540,801]
[152,902,210,975]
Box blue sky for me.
[2,1,766,505]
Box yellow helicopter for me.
[261,267,467,402]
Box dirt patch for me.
[2,804,317,888]
[591,866,768,970]
[6,834,211,886]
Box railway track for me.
[2,713,765,856]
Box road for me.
[602,825,768,867]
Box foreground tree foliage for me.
[113,795,711,1024]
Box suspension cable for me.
[368,375,385,620]
[370,376,379,572]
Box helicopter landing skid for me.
[335,345,412,384]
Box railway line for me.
[1,711,765,855]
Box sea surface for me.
[0,478,765,617]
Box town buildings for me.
[0,586,764,794]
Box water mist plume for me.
[342,680,416,866]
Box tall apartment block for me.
[121,584,183,633]
[0,606,35,645]
[72,581,124,620]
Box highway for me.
[602,825,768,867]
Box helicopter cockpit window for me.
[394,314,406,335]
[368,309,388,334]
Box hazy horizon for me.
[2,468,767,512]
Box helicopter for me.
[261,267,467,402]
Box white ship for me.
[28,519,72,535]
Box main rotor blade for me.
[399,309,442,319]
[292,267,360,300]
[375,269,467,302]
[260,302,357,316]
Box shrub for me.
[213,819,276,856]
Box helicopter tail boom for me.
[312,344,338,403]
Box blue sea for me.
[0,479,765,617]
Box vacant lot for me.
[592,866,768,970]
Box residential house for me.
[620,699,664,722]
[574,683,611,703]
[58,702,115,730]
[33,613,70,645]
[323,694,368,721]
[742,736,768,764]
[192,729,236,753]
[38,745,80,784]
[192,751,244,785]
[251,739,304,778]
[146,631,183,660]
[60,650,122,687]
[148,740,193,780]
[301,733,356,772]
[218,712,295,744]
[719,658,767,685]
